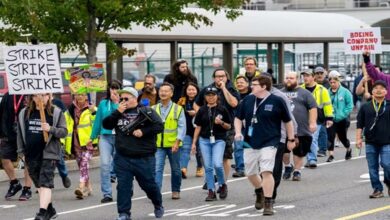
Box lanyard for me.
[208,106,217,134]
[251,95,269,124]
[372,99,384,115]
[13,95,24,121]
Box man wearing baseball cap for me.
[357,80,390,199]
[103,86,165,220]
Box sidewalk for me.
[0,156,101,183]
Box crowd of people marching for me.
[0,52,389,220]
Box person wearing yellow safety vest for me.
[300,70,334,168]
[64,93,97,199]
[152,82,186,200]
[240,57,261,86]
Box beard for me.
[285,82,297,91]
[144,86,154,93]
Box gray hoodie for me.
[17,106,67,160]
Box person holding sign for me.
[64,93,97,199]
[363,52,390,100]
[17,93,67,220]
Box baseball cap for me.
[328,70,341,79]
[205,87,218,95]
[314,66,325,73]
[118,87,139,98]
[373,80,387,89]
[301,69,313,75]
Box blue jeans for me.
[56,148,68,178]
[365,144,390,191]
[99,134,116,198]
[318,125,328,153]
[114,153,162,217]
[233,140,245,172]
[180,135,192,169]
[199,137,225,190]
[155,148,181,192]
[307,124,321,162]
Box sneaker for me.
[254,188,265,210]
[232,171,245,178]
[263,199,274,216]
[195,168,204,177]
[219,184,228,199]
[283,165,294,180]
[111,176,116,183]
[34,211,47,220]
[369,190,384,199]
[345,148,352,160]
[19,187,32,201]
[205,190,217,201]
[309,161,317,168]
[292,171,301,181]
[317,151,326,157]
[154,206,164,218]
[172,191,180,200]
[62,176,71,188]
[116,213,131,220]
[47,203,58,219]
[230,164,236,169]
[5,180,22,200]
[326,155,334,162]
[101,196,113,203]
[181,168,187,179]
[304,162,310,168]
[202,182,207,190]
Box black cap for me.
[373,80,388,89]
[205,87,218,95]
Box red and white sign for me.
[343,28,382,54]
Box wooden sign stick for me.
[37,95,49,142]
[361,62,369,95]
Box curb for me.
[0,156,101,183]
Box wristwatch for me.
[287,139,295,142]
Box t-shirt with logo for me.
[117,108,138,133]
[281,87,317,136]
[25,109,53,160]
[236,94,291,149]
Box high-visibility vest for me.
[64,107,98,154]
[152,103,183,148]
[300,83,334,118]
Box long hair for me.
[26,94,53,119]
[170,59,196,84]
[182,82,199,101]
[106,80,122,100]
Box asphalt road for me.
[1,123,389,220]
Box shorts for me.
[25,159,57,189]
[223,129,234,160]
[244,146,277,175]
[284,136,312,157]
[0,140,18,162]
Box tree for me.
[0,0,244,63]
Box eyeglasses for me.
[314,72,324,75]
[120,97,129,102]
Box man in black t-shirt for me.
[235,76,295,216]
[356,80,390,199]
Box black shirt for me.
[164,74,198,103]
[236,94,291,149]
[184,99,196,136]
[25,109,53,160]
[194,105,231,140]
[357,100,390,145]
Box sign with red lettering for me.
[3,44,63,95]
[343,28,382,54]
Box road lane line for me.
[23,156,365,219]
[334,205,390,220]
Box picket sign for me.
[343,27,382,54]
[3,44,63,142]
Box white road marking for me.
[23,156,365,220]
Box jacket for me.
[102,106,164,158]
[64,104,98,155]
[90,99,118,139]
[301,83,334,123]
[366,61,390,100]
[0,93,25,142]
[17,106,67,160]
[328,86,353,122]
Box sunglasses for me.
[120,97,129,102]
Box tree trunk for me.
[86,4,98,64]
